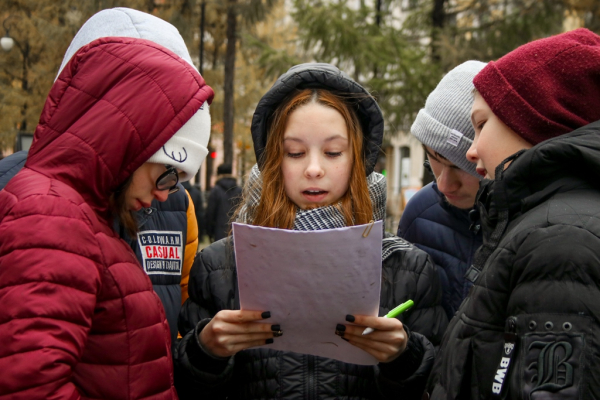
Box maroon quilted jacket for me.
[0,37,213,399]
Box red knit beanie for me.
[473,28,600,145]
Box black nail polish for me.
[335,330,345,337]
[261,311,271,319]
[271,324,281,331]
[336,324,346,331]
[265,338,274,344]
[273,330,283,337]
[346,315,355,323]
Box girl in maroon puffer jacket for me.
[0,8,213,399]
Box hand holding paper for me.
[233,221,383,365]
[199,309,278,358]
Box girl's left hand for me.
[335,314,408,363]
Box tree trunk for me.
[199,0,206,75]
[373,0,383,79]
[223,0,237,167]
[21,40,29,131]
[431,0,446,63]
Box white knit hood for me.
[57,7,210,180]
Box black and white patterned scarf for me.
[237,165,412,260]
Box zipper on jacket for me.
[491,316,517,398]
[307,354,316,399]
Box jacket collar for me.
[467,121,600,283]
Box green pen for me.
[361,299,414,335]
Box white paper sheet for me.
[232,221,382,365]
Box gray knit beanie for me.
[411,60,486,177]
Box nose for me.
[305,154,324,178]
[437,166,460,194]
[152,188,169,203]
[466,141,478,163]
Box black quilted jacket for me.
[174,235,446,399]
[428,121,600,399]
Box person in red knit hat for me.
[427,28,600,399]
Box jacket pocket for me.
[510,313,593,400]
[431,313,504,399]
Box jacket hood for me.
[52,7,213,181]
[508,120,600,187]
[250,63,384,176]
[25,36,214,220]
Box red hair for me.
[246,89,372,229]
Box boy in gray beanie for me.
[397,60,485,319]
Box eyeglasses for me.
[156,165,180,194]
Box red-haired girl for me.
[176,63,446,399]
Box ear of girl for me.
[175,63,447,399]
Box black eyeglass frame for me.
[156,165,180,194]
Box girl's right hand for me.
[199,310,281,358]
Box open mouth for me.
[303,190,327,196]
[302,189,329,202]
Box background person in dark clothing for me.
[205,163,242,241]
[182,180,206,243]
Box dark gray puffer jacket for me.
[174,235,444,399]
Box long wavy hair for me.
[243,88,373,229]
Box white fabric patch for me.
[138,230,183,276]
[447,129,463,147]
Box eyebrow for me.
[283,134,348,143]
[423,147,447,162]
[471,109,482,126]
